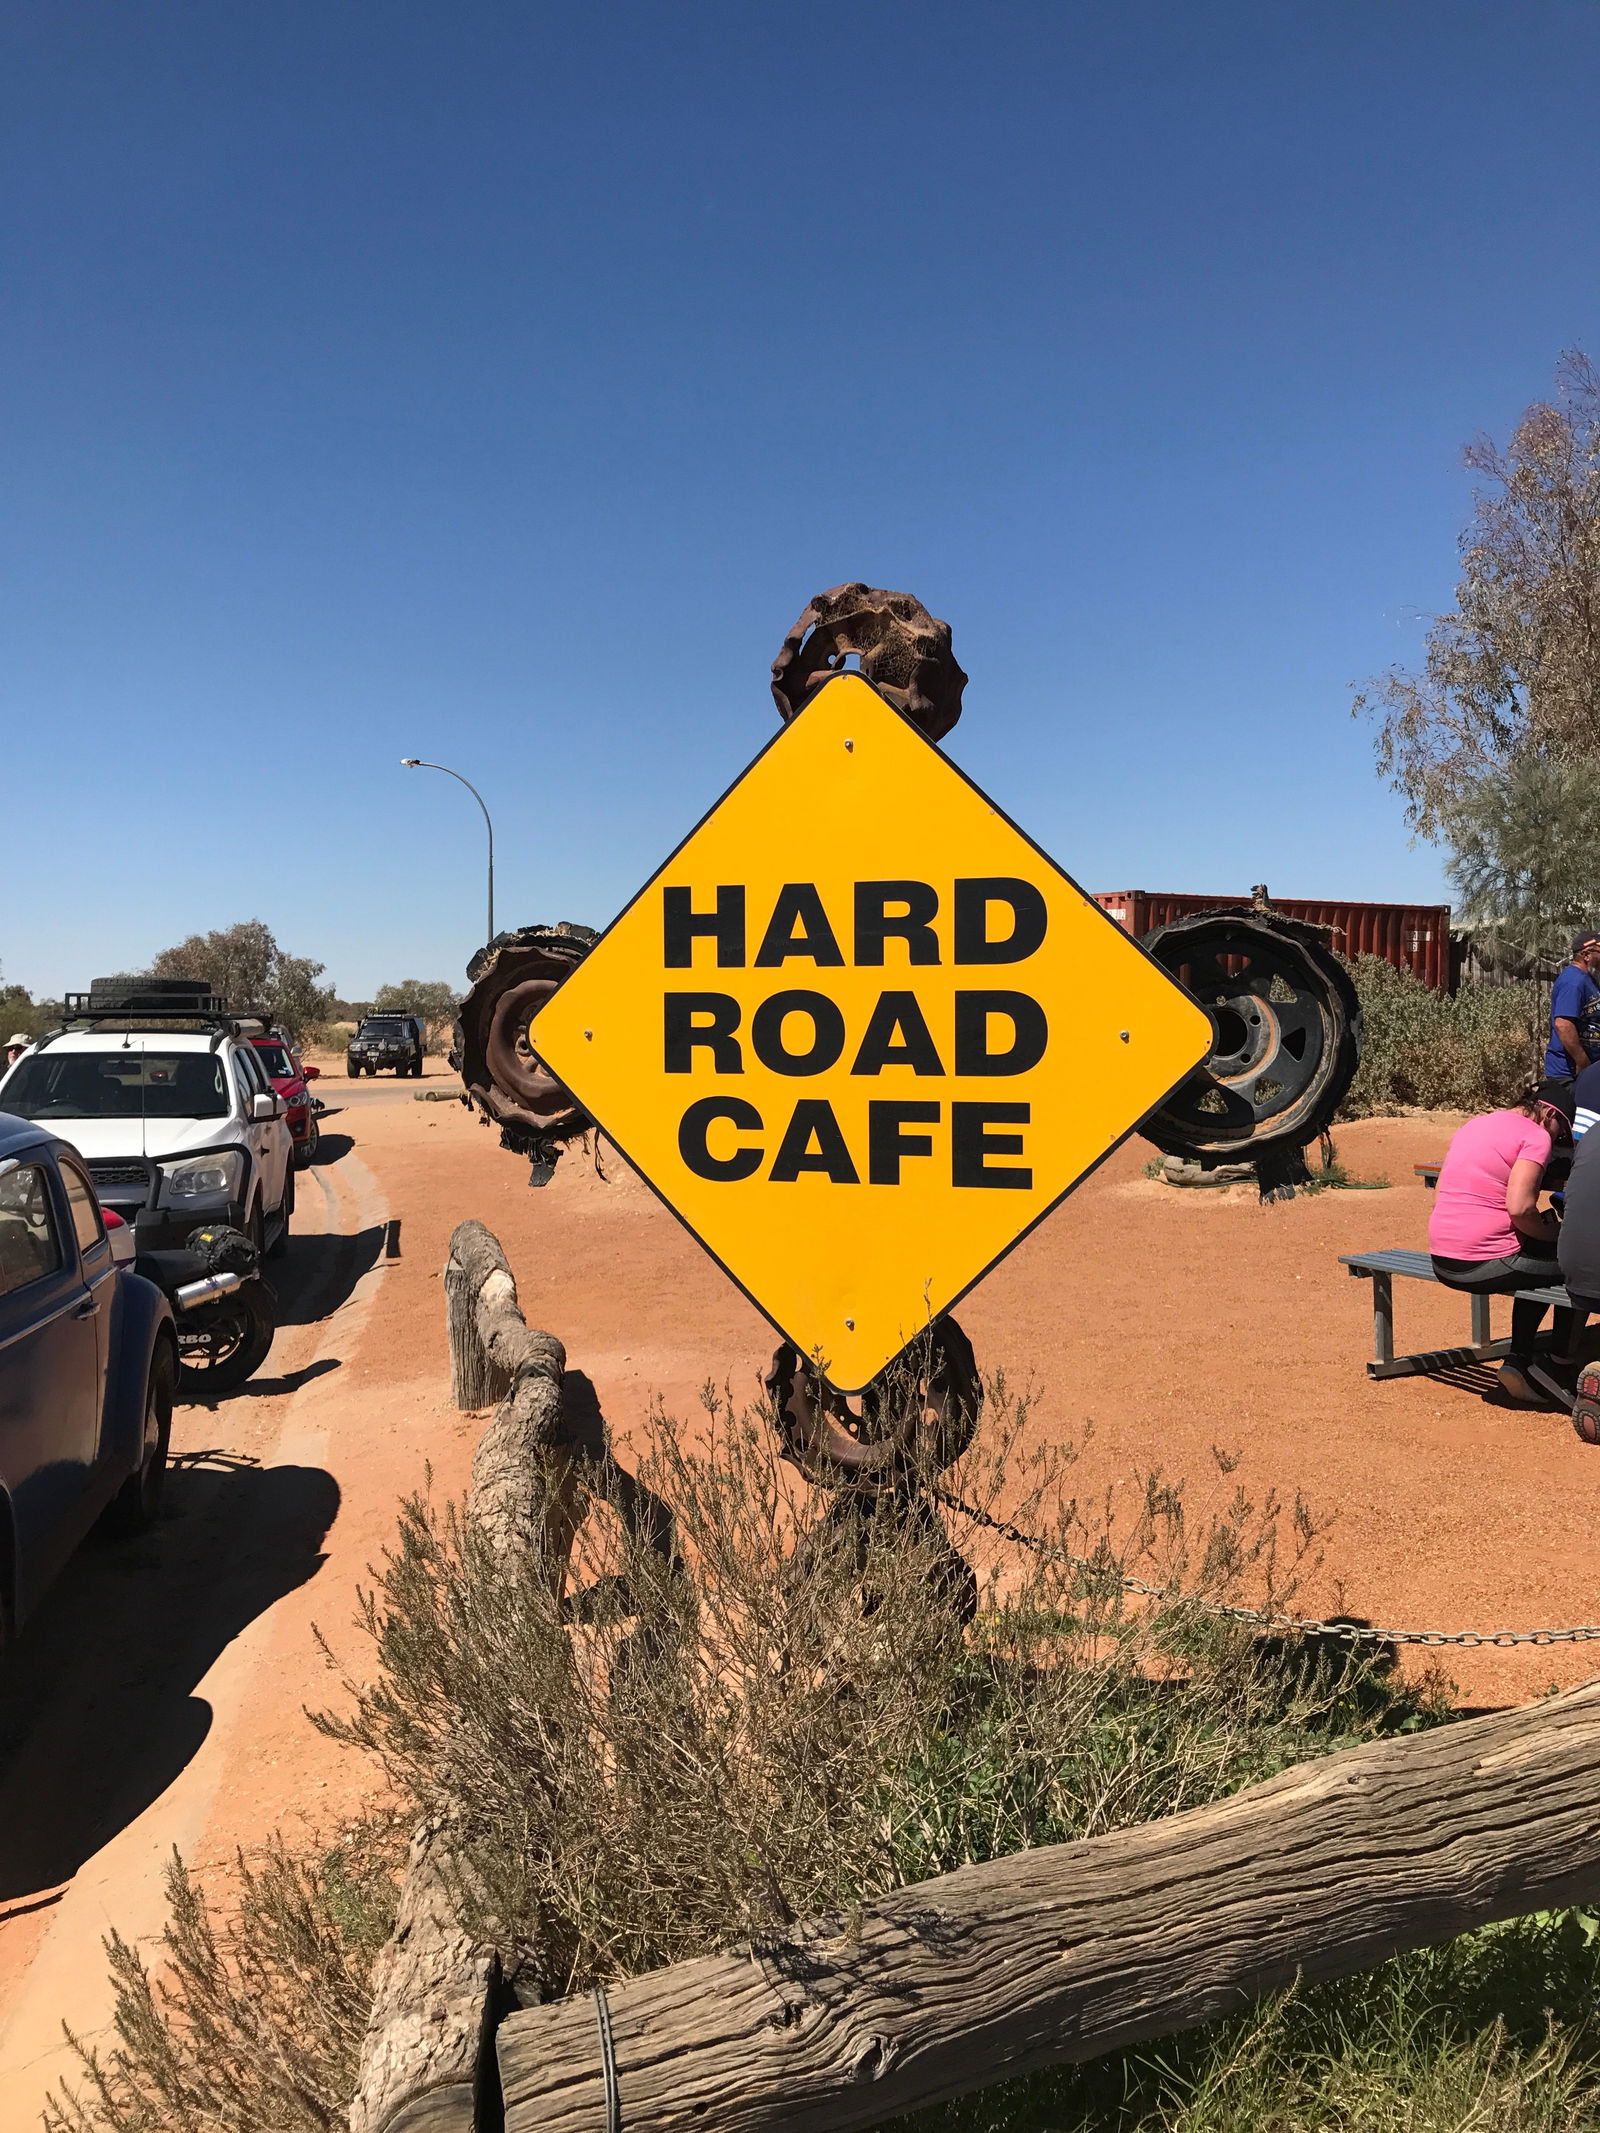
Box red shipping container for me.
[1093,891,1453,991]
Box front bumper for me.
[132,1205,245,1251]
[85,1144,254,1249]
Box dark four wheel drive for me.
[348,1014,426,1077]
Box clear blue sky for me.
[5,2,1598,1000]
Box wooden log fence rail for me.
[497,1678,1600,2133]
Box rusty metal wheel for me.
[765,1317,982,1489]
[771,585,968,740]
[1137,910,1361,1169]
[451,923,598,1161]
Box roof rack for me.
[34,987,245,1052]
[62,989,234,1015]
[74,979,231,1015]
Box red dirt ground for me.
[1,1072,1595,2123]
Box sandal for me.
[1572,1365,1600,1446]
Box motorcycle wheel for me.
[177,1285,275,1396]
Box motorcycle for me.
[135,1222,277,1395]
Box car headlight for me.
[159,1150,246,1204]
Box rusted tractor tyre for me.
[1137,910,1361,1192]
[765,1316,982,1490]
[771,584,968,741]
[451,923,598,1163]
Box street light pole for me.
[400,758,496,945]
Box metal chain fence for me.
[929,1483,1600,1649]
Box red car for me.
[249,1033,321,1168]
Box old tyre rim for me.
[1138,913,1361,1158]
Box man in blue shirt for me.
[1543,930,1600,1089]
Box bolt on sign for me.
[530,673,1214,1391]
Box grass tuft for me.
[898,1909,1600,2132]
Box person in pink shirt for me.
[1429,1086,1576,1404]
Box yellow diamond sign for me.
[530,674,1213,1391]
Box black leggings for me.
[1431,1248,1580,1363]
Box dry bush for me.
[44,1820,402,2133]
[47,1379,1446,2132]
[313,1381,1424,2002]
[1340,956,1544,1118]
[298,1019,354,1054]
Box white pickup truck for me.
[0,982,295,1256]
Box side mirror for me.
[251,1092,281,1121]
[303,1064,321,1080]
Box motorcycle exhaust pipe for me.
[174,1270,245,1312]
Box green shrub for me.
[897,1908,1600,2133]
[1340,957,1545,1117]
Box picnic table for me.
[1339,1246,1576,1407]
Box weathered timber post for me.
[496,1677,1600,2133]
[347,1820,498,2133]
[350,1220,676,2133]
[444,1219,538,1416]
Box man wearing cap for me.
[1542,931,1600,1095]
[3,1034,30,1071]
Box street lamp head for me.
[396,754,494,943]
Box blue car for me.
[0,1111,176,1641]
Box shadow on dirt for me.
[271,1221,385,1331]
[310,1131,355,1165]
[0,1454,340,1900]
[226,1356,343,1400]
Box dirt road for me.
[0,1088,427,2125]
[2,1078,1598,2124]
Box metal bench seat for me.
[1340,1247,1570,1380]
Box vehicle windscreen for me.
[2,1049,230,1121]
[254,1043,294,1077]
[359,1021,408,1039]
